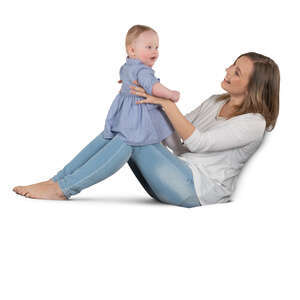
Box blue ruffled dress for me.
[102,57,175,145]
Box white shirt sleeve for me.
[161,96,215,155]
[183,116,266,153]
[161,132,189,155]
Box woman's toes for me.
[21,188,32,196]
[15,188,24,195]
[18,188,27,196]
[13,186,22,193]
[13,181,67,200]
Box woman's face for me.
[221,55,254,97]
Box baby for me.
[102,24,180,146]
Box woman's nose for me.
[226,66,233,75]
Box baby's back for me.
[119,58,159,96]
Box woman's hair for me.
[216,52,280,132]
[125,25,157,55]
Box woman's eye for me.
[235,71,239,76]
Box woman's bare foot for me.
[12,179,67,200]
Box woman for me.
[12,52,280,208]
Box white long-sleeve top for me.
[161,94,266,205]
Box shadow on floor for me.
[70,195,163,206]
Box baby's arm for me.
[136,67,180,102]
[152,82,180,102]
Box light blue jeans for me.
[51,131,201,208]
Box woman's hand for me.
[130,80,195,141]
[117,80,122,93]
[129,81,172,110]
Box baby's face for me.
[130,31,159,67]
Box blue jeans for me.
[51,131,201,208]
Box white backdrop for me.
[1,0,299,299]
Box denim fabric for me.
[51,131,200,208]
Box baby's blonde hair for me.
[125,25,157,55]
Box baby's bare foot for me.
[12,180,67,200]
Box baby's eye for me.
[146,46,152,49]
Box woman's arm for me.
[161,101,195,141]
[131,84,266,153]
[161,131,190,155]
[130,84,195,141]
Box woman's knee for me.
[180,195,201,208]
[156,191,200,208]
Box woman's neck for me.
[227,94,245,108]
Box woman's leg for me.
[13,132,133,200]
[13,131,199,206]
[13,130,114,198]
[56,134,133,199]
[127,158,160,201]
[51,131,110,182]
[129,143,201,208]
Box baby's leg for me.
[130,143,200,208]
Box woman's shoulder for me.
[208,94,266,124]
[231,110,266,123]
[230,113,267,137]
[197,94,223,111]
[202,94,223,104]
[184,94,220,121]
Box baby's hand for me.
[170,90,180,102]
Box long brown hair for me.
[216,52,280,132]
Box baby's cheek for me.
[139,52,149,62]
